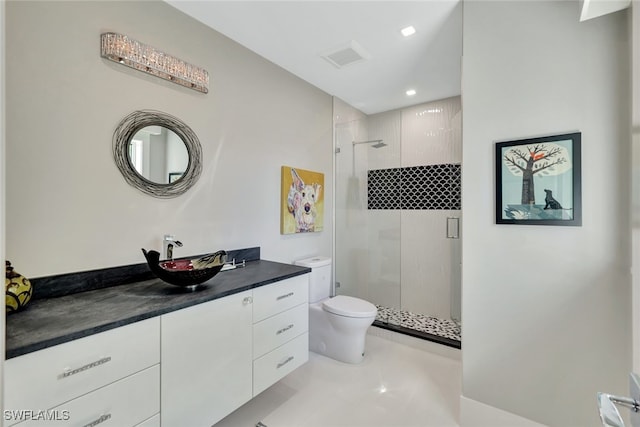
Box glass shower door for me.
[334,107,402,324]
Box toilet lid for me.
[322,295,377,318]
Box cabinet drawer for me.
[252,275,309,322]
[253,332,309,396]
[5,317,160,413]
[13,365,159,427]
[253,303,308,359]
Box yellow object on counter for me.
[5,260,33,313]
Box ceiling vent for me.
[321,40,370,69]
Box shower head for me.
[352,139,386,148]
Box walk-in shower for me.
[334,96,462,349]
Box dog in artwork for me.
[543,189,563,210]
[287,168,322,232]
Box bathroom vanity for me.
[161,274,309,426]
[4,254,310,427]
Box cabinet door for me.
[161,291,253,427]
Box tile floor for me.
[214,327,462,427]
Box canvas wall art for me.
[495,132,582,226]
[281,166,324,234]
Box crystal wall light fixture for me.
[100,32,209,94]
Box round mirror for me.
[113,110,202,198]
[128,126,189,184]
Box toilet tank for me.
[295,256,332,303]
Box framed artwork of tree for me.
[495,132,581,226]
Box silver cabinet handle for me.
[83,413,112,427]
[276,324,294,335]
[276,292,294,301]
[243,296,253,305]
[277,356,294,369]
[60,356,112,379]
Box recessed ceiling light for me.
[401,26,416,37]
[406,89,417,96]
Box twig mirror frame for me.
[113,110,203,198]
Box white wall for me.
[366,109,402,308]
[5,1,333,278]
[462,2,631,426]
[1,0,6,422]
[632,0,640,373]
[166,130,188,182]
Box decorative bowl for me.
[142,249,227,289]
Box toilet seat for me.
[322,295,377,318]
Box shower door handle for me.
[446,217,460,239]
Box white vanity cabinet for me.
[160,274,310,426]
[252,275,309,396]
[4,270,310,427]
[4,317,160,427]
[160,290,254,427]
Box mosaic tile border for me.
[375,305,461,349]
[368,163,461,210]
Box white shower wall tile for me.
[367,210,401,308]
[401,210,458,319]
[348,246,374,300]
[401,97,462,168]
[367,109,401,171]
[334,105,370,299]
[333,97,367,125]
[335,179,367,299]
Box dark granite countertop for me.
[5,259,310,359]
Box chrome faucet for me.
[163,235,183,260]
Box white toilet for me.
[295,256,377,364]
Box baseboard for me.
[460,396,547,427]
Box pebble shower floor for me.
[375,305,461,347]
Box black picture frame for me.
[495,132,581,226]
